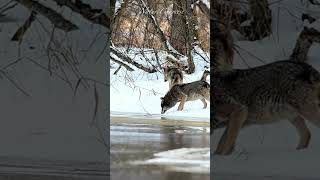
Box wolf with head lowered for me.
[161,70,210,114]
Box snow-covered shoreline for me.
[110,49,210,121]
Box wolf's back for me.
[213,60,320,105]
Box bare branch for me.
[11,11,36,42]
[309,0,320,5]
[14,0,78,32]
[0,2,18,15]
[91,83,99,126]
[51,0,110,29]
[0,70,30,96]
[110,56,134,71]
[111,43,157,73]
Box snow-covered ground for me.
[110,49,210,121]
[213,0,320,179]
[213,122,320,179]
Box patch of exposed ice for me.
[132,148,210,174]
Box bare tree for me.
[110,0,209,74]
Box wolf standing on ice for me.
[161,70,210,114]
[213,60,320,155]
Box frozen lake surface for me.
[110,115,210,180]
[0,156,107,179]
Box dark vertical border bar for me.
[210,0,213,179]
[210,0,215,180]
[107,0,111,179]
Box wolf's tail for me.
[202,80,210,89]
[309,67,320,84]
[201,70,210,81]
[295,63,320,85]
[172,73,182,84]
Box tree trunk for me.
[170,0,187,55]
[185,0,196,73]
[144,0,157,48]
[111,0,128,40]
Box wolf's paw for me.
[296,137,310,150]
[214,150,232,156]
[214,148,234,156]
[296,132,311,150]
[296,144,308,150]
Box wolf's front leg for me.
[178,95,187,111]
[201,98,207,109]
[289,116,311,150]
[215,105,248,155]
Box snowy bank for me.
[110,49,210,121]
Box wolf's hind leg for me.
[215,105,248,155]
[289,116,311,150]
[201,98,207,109]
